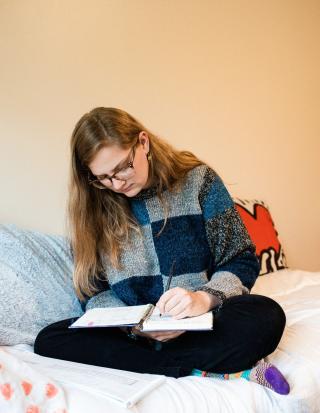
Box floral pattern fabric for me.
[0,349,67,413]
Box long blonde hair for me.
[68,107,204,300]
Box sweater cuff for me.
[204,271,249,299]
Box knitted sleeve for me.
[85,275,127,310]
[85,289,127,310]
[198,167,260,298]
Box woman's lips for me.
[121,184,133,193]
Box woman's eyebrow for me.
[96,152,130,177]
[114,153,131,171]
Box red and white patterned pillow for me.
[234,198,288,275]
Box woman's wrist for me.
[126,326,139,340]
[196,287,226,312]
[195,291,220,311]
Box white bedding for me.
[2,269,320,413]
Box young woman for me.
[34,107,289,394]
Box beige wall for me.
[1,0,319,271]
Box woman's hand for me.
[120,326,186,342]
[132,328,186,342]
[156,287,220,319]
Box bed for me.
[1,200,319,413]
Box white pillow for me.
[0,224,83,345]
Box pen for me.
[165,260,176,292]
[159,260,176,318]
[154,260,176,351]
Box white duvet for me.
[2,269,320,413]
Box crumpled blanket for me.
[0,348,67,413]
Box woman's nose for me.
[112,178,126,190]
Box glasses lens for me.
[92,181,109,189]
[115,167,135,180]
[114,144,136,181]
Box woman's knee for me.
[34,318,76,356]
[247,294,286,340]
[218,294,286,350]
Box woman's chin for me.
[122,184,139,197]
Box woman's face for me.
[88,131,150,197]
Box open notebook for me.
[70,304,213,331]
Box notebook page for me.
[142,307,213,331]
[70,304,151,328]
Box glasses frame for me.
[87,142,138,190]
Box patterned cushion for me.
[233,199,288,275]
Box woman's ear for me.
[138,131,150,154]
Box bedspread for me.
[0,348,67,413]
[2,269,320,413]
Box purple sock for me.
[250,361,290,395]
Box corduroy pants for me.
[34,294,286,378]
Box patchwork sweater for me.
[86,165,260,310]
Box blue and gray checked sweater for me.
[86,165,259,310]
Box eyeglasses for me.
[88,143,137,189]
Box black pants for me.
[34,294,286,378]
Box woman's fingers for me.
[153,330,185,342]
[162,295,182,314]
[156,287,191,315]
[162,293,194,318]
[156,288,179,314]
[137,329,186,342]
[165,300,187,318]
